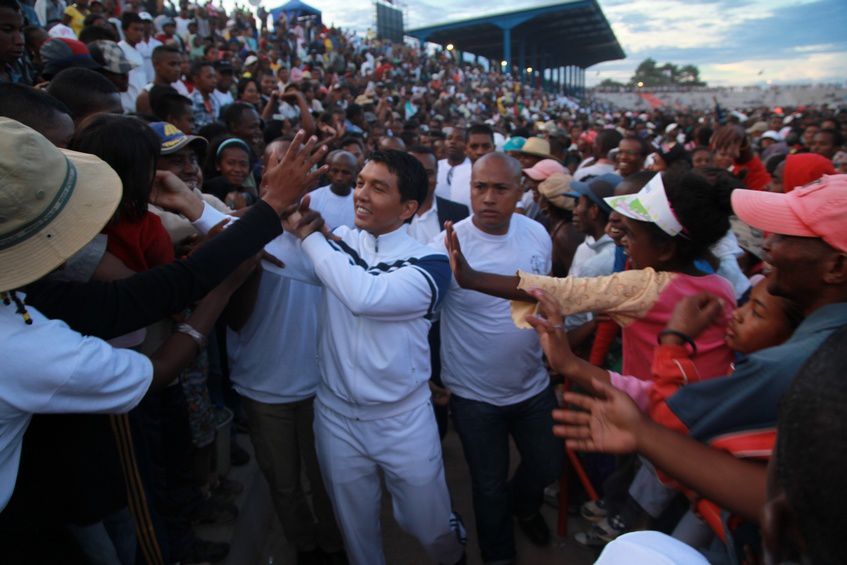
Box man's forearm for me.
[635,419,767,522]
[463,271,532,301]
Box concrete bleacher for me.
[589,84,847,111]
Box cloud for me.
[259,0,847,86]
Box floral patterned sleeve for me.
[510,267,674,329]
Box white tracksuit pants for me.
[313,399,463,565]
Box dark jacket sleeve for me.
[25,201,282,339]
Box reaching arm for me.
[149,257,258,390]
[444,221,531,301]
[524,289,611,389]
[303,232,449,320]
[25,202,283,340]
[557,380,767,522]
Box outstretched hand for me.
[524,288,575,376]
[444,221,476,288]
[665,292,725,340]
[261,130,329,215]
[553,379,643,454]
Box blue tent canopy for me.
[269,0,322,26]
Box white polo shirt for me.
[435,157,472,208]
[432,215,553,406]
[118,40,146,114]
[0,297,152,510]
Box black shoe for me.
[297,548,325,565]
[178,538,230,564]
[517,512,550,546]
[321,548,349,565]
[230,438,250,466]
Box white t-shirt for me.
[143,80,190,97]
[227,188,357,404]
[175,16,192,39]
[435,157,472,208]
[118,40,147,114]
[135,37,163,83]
[0,297,153,510]
[211,88,234,109]
[227,268,323,404]
[566,233,616,329]
[431,215,552,406]
[307,185,355,231]
[573,161,615,182]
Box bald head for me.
[328,150,358,170]
[473,152,522,184]
[379,136,406,152]
[326,150,358,195]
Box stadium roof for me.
[407,0,624,70]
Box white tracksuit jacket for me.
[262,224,451,420]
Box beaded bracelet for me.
[657,329,697,356]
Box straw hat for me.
[518,136,553,159]
[0,118,121,292]
[537,172,575,211]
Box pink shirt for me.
[622,274,734,380]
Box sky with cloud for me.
[277,0,847,86]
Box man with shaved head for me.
[432,152,562,561]
[307,150,358,230]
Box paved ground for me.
[197,426,600,565]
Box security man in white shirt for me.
[435,152,563,563]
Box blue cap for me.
[503,136,527,152]
[567,173,623,215]
[148,122,207,155]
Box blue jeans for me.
[450,387,564,562]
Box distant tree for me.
[598,78,626,87]
[629,58,706,87]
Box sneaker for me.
[573,514,627,547]
[580,499,608,523]
[178,538,230,563]
[516,512,550,547]
[449,511,467,546]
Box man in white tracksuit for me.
[233,149,464,565]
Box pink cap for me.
[523,159,566,181]
[730,175,847,253]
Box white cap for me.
[595,531,710,565]
[139,11,153,21]
[664,122,679,134]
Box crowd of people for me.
[1,0,847,564]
